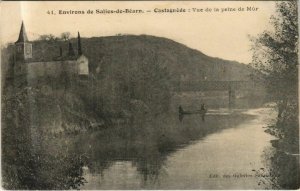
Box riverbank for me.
[263,102,299,189]
[53,108,256,151]
[50,108,256,171]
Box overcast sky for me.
[1,1,277,64]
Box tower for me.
[14,22,32,78]
[15,21,32,62]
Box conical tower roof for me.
[15,21,28,43]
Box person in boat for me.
[200,103,207,121]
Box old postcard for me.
[1,1,299,190]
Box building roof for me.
[15,21,29,43]
[15,22,85,62]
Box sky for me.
[1,1,277,64]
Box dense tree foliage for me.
[60,32,71,41]
[251,1,298,102]
[251,1,298,129]
[251,2,299,188]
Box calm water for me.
[80,107,276,189]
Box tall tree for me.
[251,1,298,112]
[251,3,299,188]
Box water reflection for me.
[261,142,299,189]
[179,113,184,122]
[76,108,278,189]
[78,109,260,189]
[4,107,274,190]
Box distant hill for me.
[82,35,253,81]
[2,35,253,83]
[85,35,253,81]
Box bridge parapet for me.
[171,80,257,92]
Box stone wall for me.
[26,60,78,79]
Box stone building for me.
[13,22,89,86]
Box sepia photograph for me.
[1,1,299,190]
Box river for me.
[80,107,277,189]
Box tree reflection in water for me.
[3,110,254,189]
[77,117,170,187]
[269,150,299,189]
[74,112,254,188]
[261,142,299,189]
